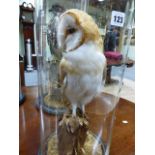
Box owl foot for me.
[58,109,89,155]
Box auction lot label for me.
[111,11,125,27]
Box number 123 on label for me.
[111,11,125,27]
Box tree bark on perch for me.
[57,109,89,155]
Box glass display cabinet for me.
[35,0,134,154]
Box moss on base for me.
[47,131,104,155]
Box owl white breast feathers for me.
[57,9,106,116]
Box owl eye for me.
[67,28,76,34]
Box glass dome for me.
[35,0,134,155]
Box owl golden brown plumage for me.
[57,9,107,116]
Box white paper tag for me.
[111,11,125,27]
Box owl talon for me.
[65,117,79,134]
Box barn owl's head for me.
[57,9,103,52]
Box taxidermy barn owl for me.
[57,9,107,116]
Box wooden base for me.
[36,94,67,115]
[36,88,69,115]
